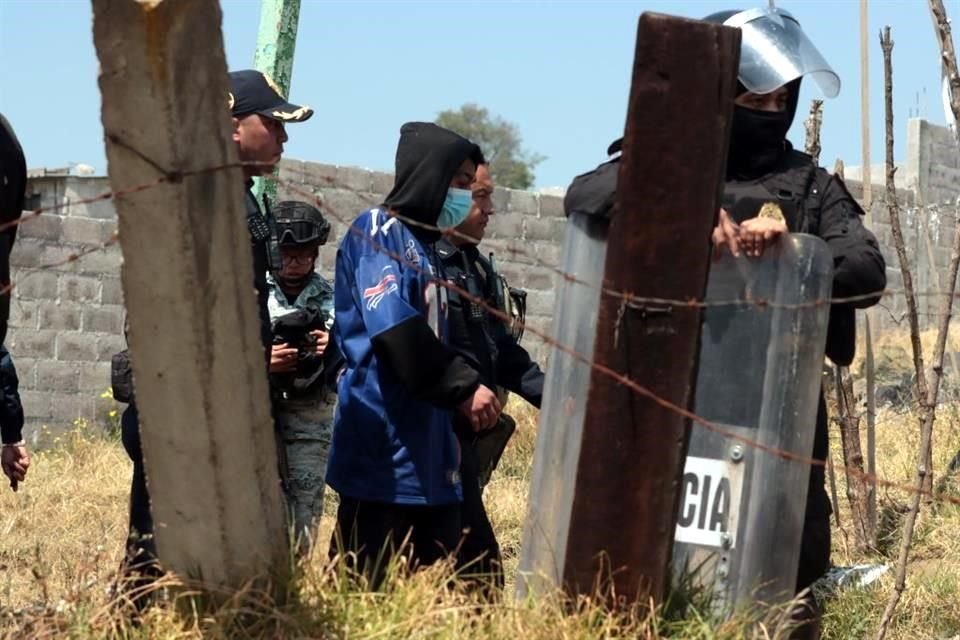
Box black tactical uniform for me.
[436,237,545,589]
[1,112,25,346]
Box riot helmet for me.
[273,200,331,248]
[703,7,839,98]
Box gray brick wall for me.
[7,175,121,436]
[12,120,960,438]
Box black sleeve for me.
[371,315,480,409]
[496,338,545,409]
[817,174,887,309]
[0,345,24,444]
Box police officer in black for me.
[436,162,545,591]
[567,7,885,637]
[115,70,313,605]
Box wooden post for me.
[92,0,289,592]
[252,0,301,202]
[864,312,877,543]
[518,13,739,606]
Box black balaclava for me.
[727,78,802,180]
[383,122,483,242]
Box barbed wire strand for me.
[4,162,959,509]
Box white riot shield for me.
[672,234,832,614]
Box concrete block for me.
[300,161,337,189]
[486,213,525,241]
[79,360,112,393]
[8,238,45,269]
[539,194,565,218]
[60,273,101,303]
[7,300,38,330]
[73,248,123,276]
[37,361,80,393]
[522,267,558,293]
[38,302,83,331]
[62,217,111,246]
[276,159,305,185]
[525,290,557,317]
[69,197,116,221]
[17,213,62,241]
[10,356,38,388]
[96,334,126,361]
[83,306,124,334]
[336,166,373,192]
[101,277,124,305]
[56,332,100,362]
[7,329,58,359]
[12,271,58,300]
[534,242,563,268]
[524,217,566,243]
[507,189,539,215]
[318,189,369,225]
[50,393,95,425]
[20,390,52,421]
[371,171,394,196]
[491,188,510,216]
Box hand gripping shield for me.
[672,234,832,614]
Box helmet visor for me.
[276,219,328,246]
[725,7,840,98]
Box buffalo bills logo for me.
[363,267,399,311]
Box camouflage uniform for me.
[267,271,336,551]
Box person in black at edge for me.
[114,71,313,606]
[566,7,885,638]
[0,113,29,492]
[435,162,544,592]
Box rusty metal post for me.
[518,12,739,607]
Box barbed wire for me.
[275,174,960,509]
[4,162,960,510]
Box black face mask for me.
[727,105,793,180]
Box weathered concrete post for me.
[518,13,740,606]
[92,0,289,591]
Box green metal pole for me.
[252,0,302,202]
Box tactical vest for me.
[723,150,855,365]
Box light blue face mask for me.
[436,187,473,230]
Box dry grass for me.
[0,376,958,638]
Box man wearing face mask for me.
[327,122,500,586]
[571,7,885,636]
[435,163,545,591]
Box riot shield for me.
[516,210,608,598]
[672,233,832,614]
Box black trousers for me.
[331,496,461,589]
[118,403,161,607]
[455,432,504,591]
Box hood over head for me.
[383,122,483,241]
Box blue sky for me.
[0,0,955,189]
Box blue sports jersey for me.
[326,207,462,505]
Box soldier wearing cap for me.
[266,201,337,556]
[115,70,313,605]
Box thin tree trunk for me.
[876,10,960,633]
[864,314,878,545]
[835,364,871,550]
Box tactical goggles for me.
[276,220,329,246]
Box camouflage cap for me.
[227,70,313,123]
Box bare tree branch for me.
[876,6,960,633]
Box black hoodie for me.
[372,122,484,407]
[383,122,484,243]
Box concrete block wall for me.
[9,118,960,436]
[6,175,123,436]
